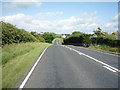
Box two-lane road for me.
[20,39,119,88]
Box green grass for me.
[2,42,41,64]
[60,38,64,44]
[2,42,51,88]
[89,44,120,55]
[0,48,2,90]
[52,39,55,44]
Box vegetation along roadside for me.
[1,21,53,89]
[62,28,120,55]
[2,42,51,89]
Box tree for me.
[93,27,104,37]
[63,32,91,46]
[31,32,37,36]
[112,32,117,35]
[42,32,56,43]
[1,21,37,45]
[72,31,82,35]
[31,32,45,42]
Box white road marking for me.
[58,39,61,45]
[104,66,116,72]
[62,45,119,73]
[19,46,50,89]
[56,40,59,45]
[78,52,83,55]
[71,46,119,57]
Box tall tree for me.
[42,32,56,43]
[93,27,103,37]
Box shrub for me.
[63,32,91,45]
[42,32,56,43]
[91,37,120,47]
[30,32,45,42]
[1,21,38,45]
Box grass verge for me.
[60,38,63,44]
[2,42,51,88]
[52,39,55,44]
[89,44,120,55]
[0,48,2,90]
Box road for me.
[21,39,119,88]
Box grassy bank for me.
[89,44,120,55]
[2,42,51,88]
[0,48,2,90]
[60,38,64,44]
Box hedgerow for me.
[91,37,120,47]
[63,32,91,45]
[1,21,38,45]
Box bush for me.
[30,32,45,42]
[1,21,38,45]
[42,32,56,43]
[91,37,120,47]
[63,32,91,46]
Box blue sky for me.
[3,2,118,20]
[1,1,119,34]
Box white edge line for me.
[104,66,116,72]
[62,45,120,73]
[71,46,119,57]
[82,53,120,72]
[19,46,50,89]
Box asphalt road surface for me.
[22,39,119,88]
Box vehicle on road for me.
[63,43,90,47]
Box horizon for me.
[0,1,119,34]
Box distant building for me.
[91,34,97,38]
[40,32,44,34]
[62,35,66,38]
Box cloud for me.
[0,12,118,34]
[3,0,42,9]
[110,13,119,32]
[112,13,120,22]
[35,12,63,18]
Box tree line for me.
[1,21,119,48]
[63,27,120,47]
[1,21,56,46]
[63,31,91,47]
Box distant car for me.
[82,43,90,47]
[69,43,90,47]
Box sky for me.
[0,0,119,34]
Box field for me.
[2,42,51,88]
